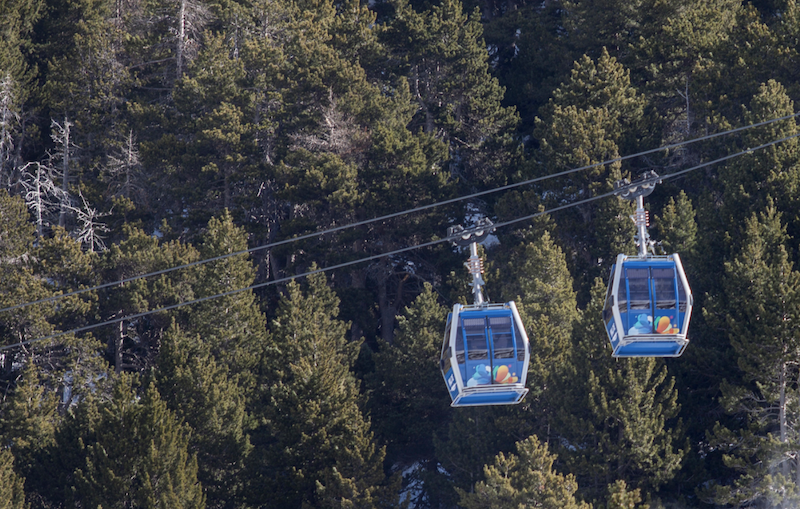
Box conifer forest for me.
[7,0,800,507]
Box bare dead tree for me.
[71,191,110,253]
[49,118,76,228]
[104,129,147,206]
[18,162,68,239]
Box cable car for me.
[603,171,693,358]
[603,253,692,357]
[440,302,530,406]
[440,220,530,407]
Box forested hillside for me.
[1,0,800,507]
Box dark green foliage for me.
[555,279,685,504]
[382,0,520,189]
[605,480,646,509]
[494,230,579,441]
[187,211,267,391]
[250,272,397,508]
[38,375,205,509]
[98,226,200,372]
[157,323,252,509]
[74,377,205,508]
[369,283,451,463]
[653,191,697,258]
[704,204,800,506]
[0,362,57,478]
[4,0,800,505]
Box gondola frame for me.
[604,253,693,357]
[440,302,530,407]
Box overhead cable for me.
[3,130,797,353]
[0,112,796,316]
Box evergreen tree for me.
[0,0,43,183]
[458,434,591,509]
[171,33,260,217]
[495,230,579,441]
[481,1,573,137]
[561,0,678,63]
[705,204,800,507]
[638,0,741,139]
[653,191,698,258]
[33,226,99,333]
[555,279,685,504]
[718,80,800,245]
[368,283,452,507]
[369,283,450,463]
[157,322,252,509]
[265,0,450,345]
[382,0,520,189]
[433,407,516,505]
[0,191,56,380]
[98,226,199,373]
[533,51,641,298]
[0,448,27,509]
[186,211,267,392]
[605,480,647,509]
[250,272,397,508]
[69,375,206,508]
[0,362,57,478]
[538,48,648,156]
[533,51,645,294]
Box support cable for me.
[0,113,795,316]
[2,130,797,353]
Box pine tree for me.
[382,0,520,188]
[494,230,579,441]
[555,279,685,504]
[0,362,58,478]
[0,448,27,509]
[70,375,206,508]
[653,191,698,258]
[705,203,800,507]
[561,0,672,62]
[186,211,267,392]
[368,282,453,507]
[605,480,647,509]
[539,48,648,155]
[171,33,259,216]
[718,80,800,244]
[458,435,591,509]
[39,0,133,190]
[0,191,57,379]
[369,283,450,464]
[532,50,645,299]
[249,272,397,508]
[98,226,200,373]
[157,322,252,509]
[0,0,43,185]
[264,0,450,345]
[638,0,742,138]
[481,1,573,137]
[433,407,517,505]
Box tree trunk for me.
[114,311,125,373]
[780,361,788,479]
[176,0,186,80]
[58,120,71,228]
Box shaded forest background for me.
[2,0,800,507]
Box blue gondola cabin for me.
[603,253,692,357]
[440,302,530,407]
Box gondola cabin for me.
[603,253,692,357]
[440,302,530,407]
